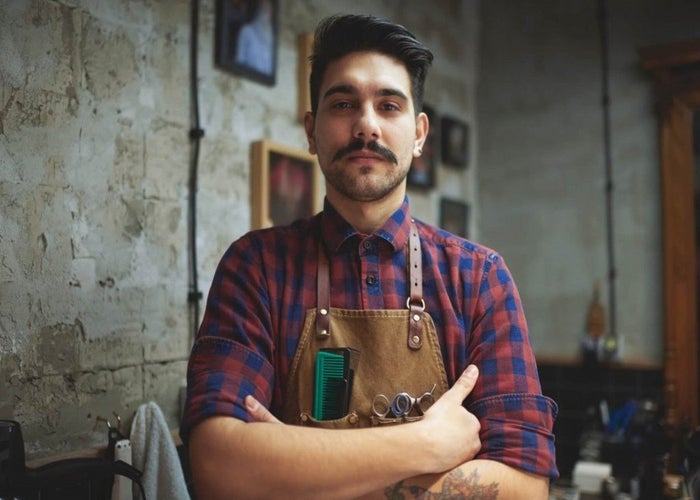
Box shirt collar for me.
[321,196,412,253]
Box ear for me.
[304,111,317,154]
[413,111,429,158]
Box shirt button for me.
[366,275,377,285]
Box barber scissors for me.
[371,383,437,418]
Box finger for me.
[439,364,479,405]
[245,395,282,423]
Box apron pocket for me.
[299,411,360,429]
[369,415,423,426]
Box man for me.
[182,14,558,499]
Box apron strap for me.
[315,221,424,349]
[316,243,331,337]
[407,221,425,350]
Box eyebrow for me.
[322,84,409,102]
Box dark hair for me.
[309,14,433,115]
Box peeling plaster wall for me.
[0,0,476,460]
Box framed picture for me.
[297,32,314,123]
[441,115,469,168]
[214,0,278,86]
[439,198,469,238]
[250,140,321,229]
[407,104,438,189]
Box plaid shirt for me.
[182,197,558,479]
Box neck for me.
[326,188,405,234]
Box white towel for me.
[130,401,189,500]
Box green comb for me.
[313,351,346,420]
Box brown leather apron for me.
[282,223,450,428]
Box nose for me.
[352,104,381,141]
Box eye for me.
[331,101,355,110]
[379,101,401,112]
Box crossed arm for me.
[188,365,549,499]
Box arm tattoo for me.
[384,468,499,500]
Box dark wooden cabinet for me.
[640,39,700,444]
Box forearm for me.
[189,365,482,498]
[361,459,549,500]
[190,416,443,499]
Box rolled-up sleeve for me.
[467,252,559,479]
[470,393,558,478]
[180,337,274,442]
[180,235,276,443]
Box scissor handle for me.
[372,394,391,418]
[391,392,415,417]
[415,383,437,414]
[373,384,438,418]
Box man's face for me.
[305,51,427,203]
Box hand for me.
[245,395,282,423]
[418,364,481,473]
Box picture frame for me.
[439,198,470,238]
[250,140,321,229]
[297,32,314,123]
[440,115,469,168]
[407,104,438,189]
[214,0,278,86]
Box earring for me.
[416,146,423,154]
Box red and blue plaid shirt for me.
[182,197,558,479]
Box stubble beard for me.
[323,138,410,202]
[324,163,409,202]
